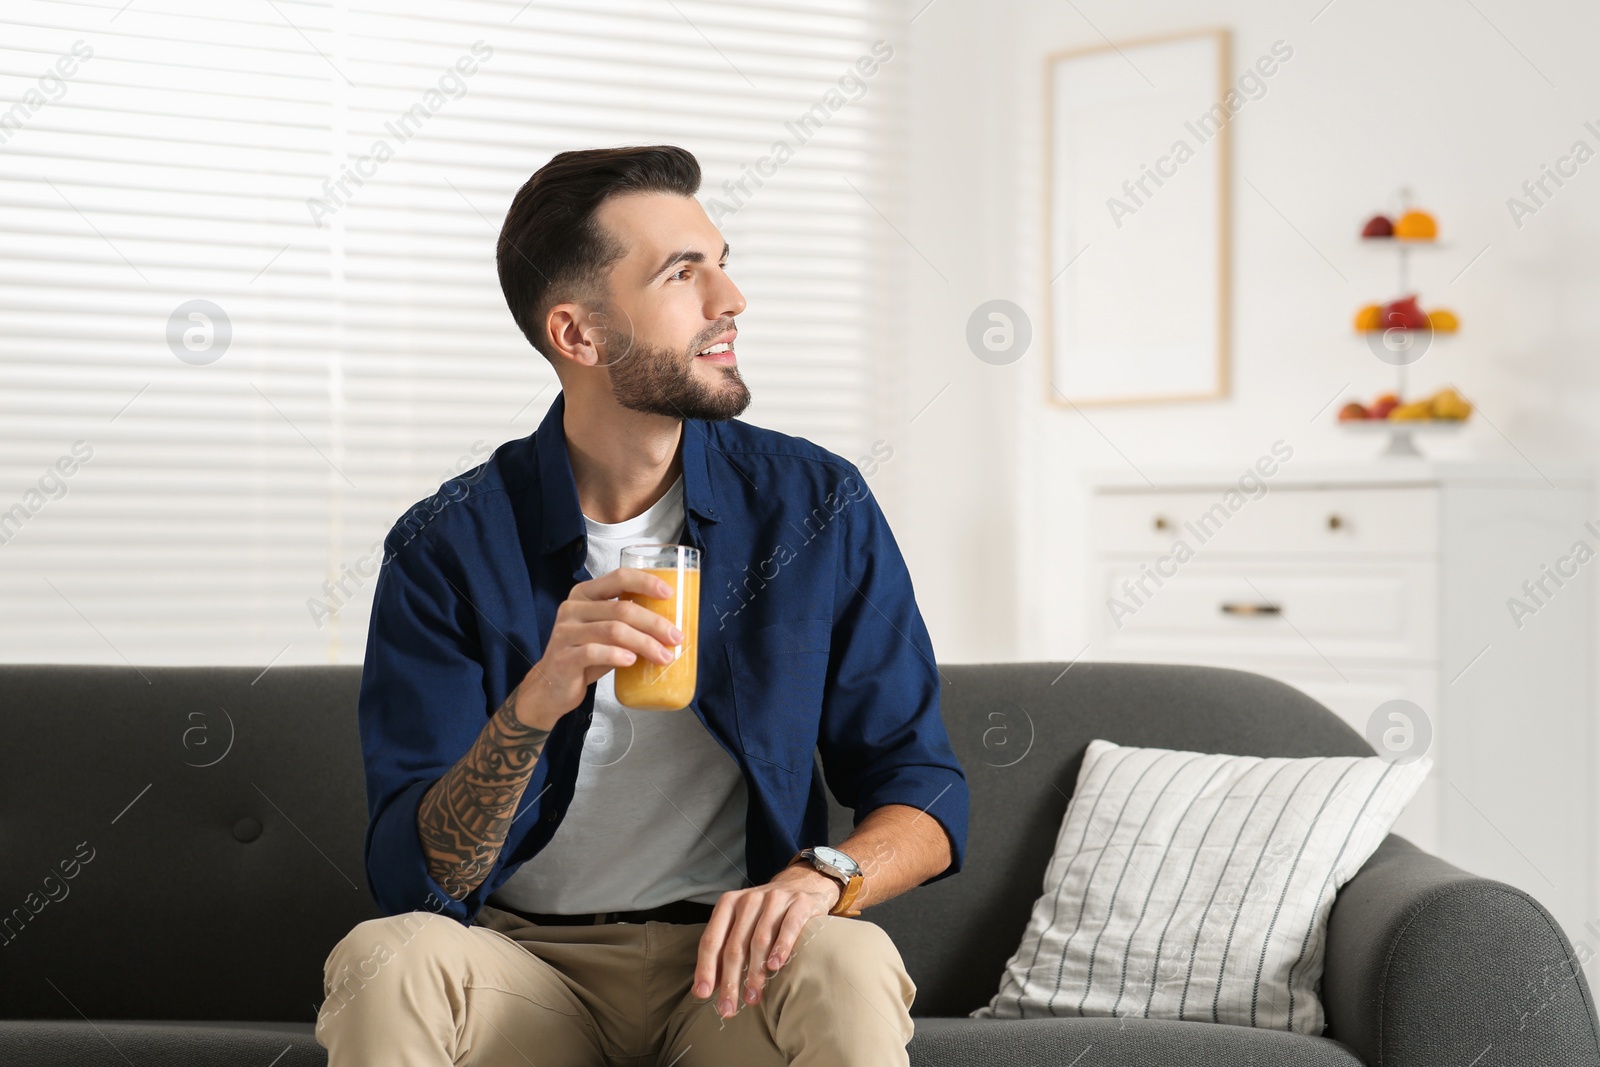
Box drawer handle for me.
[1327,514,1344,531]
[1220,602,1281,616]
[1153,515,1171,531]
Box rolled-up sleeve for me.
[817,465,969,886]
[358,525,490,922]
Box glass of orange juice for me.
[614,543,699,710]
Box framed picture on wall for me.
[1044,28,1231,407]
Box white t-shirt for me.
[488,473,751,913]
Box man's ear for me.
[545,302,605,368]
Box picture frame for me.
[1043,28,1232,407]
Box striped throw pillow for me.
[972,738,1432,1035]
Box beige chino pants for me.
[315,903,917,1066]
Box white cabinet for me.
[1084,460,1595,937]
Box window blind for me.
[0,0,905,666]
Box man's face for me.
[588,191,750,421]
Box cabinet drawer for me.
[1089,560,1437,663]
[1090,486,1439,557]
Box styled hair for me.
[497,145,702,361]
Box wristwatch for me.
[786,845,864,917]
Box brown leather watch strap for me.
[830,873,863,917]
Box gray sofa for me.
[4,660,1598,1066]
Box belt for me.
[505,898,718,926]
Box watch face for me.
[814,845,860,877]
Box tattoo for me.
[417,686,552,900]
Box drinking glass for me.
[614,543,699,710]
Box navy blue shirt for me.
[357,391,969,924]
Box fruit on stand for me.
[1394,209,1438,239]
[1345,196,1466,454]
[1352,296,1458,333]
[1358,207,1437,240]
[1336,387,1471,423]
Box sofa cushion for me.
[0,664,382,1022]
[970,739,1430,1033]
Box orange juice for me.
[614,565,699,710]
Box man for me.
[316,145,968,1066]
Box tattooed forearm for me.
[417,686,552,900]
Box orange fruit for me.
[1354,304,1383,331]
[1395,210,1437,240]
[1427,308,1459,332]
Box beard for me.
[604,323,752,422]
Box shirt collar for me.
[533,390,721,555]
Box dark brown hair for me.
[497,145,702,361]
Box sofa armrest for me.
[1323,834,1600,1066]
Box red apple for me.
[1370,394,1399,419]
[1362,214,1394,238]
[1382,295,1429,331]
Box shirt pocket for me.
[725,617,832,774]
